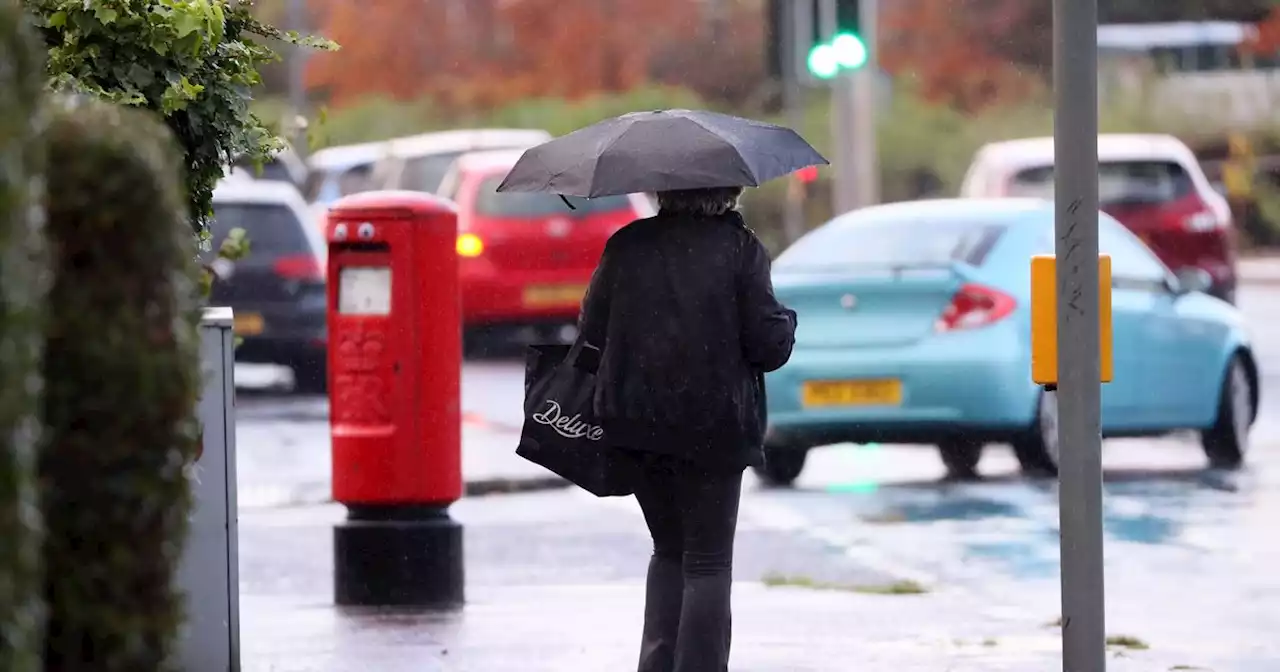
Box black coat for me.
[578,210,797,470]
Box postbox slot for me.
[332,241,390,253]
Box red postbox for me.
[325,191,464,609]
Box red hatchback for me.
[440,149,656,341]
[964,135,1238,303]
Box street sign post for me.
[1052,0,1107,667]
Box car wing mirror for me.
[1172,267,1213,295]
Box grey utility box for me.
[176,307,241,671]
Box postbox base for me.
[333,508,464,609]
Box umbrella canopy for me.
[495,109,828,198]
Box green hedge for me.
[40,100,202,672]
[0,6,47,672]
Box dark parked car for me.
[205,180,328,393]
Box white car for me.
[368,128,552,194]
[303,128,553,222]
[304,140,391,210]
[233,144,308,188]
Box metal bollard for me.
[175,307,241,671]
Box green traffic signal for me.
[806,31,868,78]
[832,32,868,70]
[806,43,839,79]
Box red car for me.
[961,134,1238,303]
[439,149,656,343]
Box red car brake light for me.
[273,254,324,281]
[935,283,1017,332]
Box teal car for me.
[758,199,1258,485]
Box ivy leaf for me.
[217,227,250,262]
[24,0,335,241]
[92,6,118,24]
[159,75,203,114]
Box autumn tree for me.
[303,0,451,107]
[880,0,1044,112]
[304,0,755,112]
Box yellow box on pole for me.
[1029,254,1113,385]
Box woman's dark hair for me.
[656,187,743,217]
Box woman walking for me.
[577,187,797,672]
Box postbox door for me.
[327,231,417,503]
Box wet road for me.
[235,284,1280,667]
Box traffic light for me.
[766,0,871,84]
[807,0,867,79]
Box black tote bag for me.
[517,342,638,497]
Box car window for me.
[207,202,311,261]
[774,217,1006,271]
[1008,160,1196,206]
[1098,216,1170,285]
[472,175,634,218]
[307,164,374,205]
[400,152,468,193]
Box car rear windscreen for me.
[474,176,633,218]
[401,152,470,193]
[1009,160,1196,205]
[774,219,1006,271]
[306,164,374,204]
[207,203,311,259]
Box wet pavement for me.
[232,284,1280,669]
[239,483,1273,671]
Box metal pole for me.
[782,0,809,243]
[850,0,879,208]
[820,0,855,216]
[1053,0,1105,667]
[287,0,308,155]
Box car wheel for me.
[1201,354,1254,470]
[937,439,983,481]
[1011,390,1059,478]
[291,354,328,395]
[753,446,808,487]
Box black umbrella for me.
[495,109,828,198]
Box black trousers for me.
[631,453,744,672]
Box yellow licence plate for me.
[233,312,264,336]
[802,379,902,407]
[522,284,588,307]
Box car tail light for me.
[273,254,324,282]
[457,233,484,257]
[935,283,1016,332]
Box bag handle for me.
[566,336,602,374]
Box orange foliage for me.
[879,0,1043,112]
[305,0,706,111]
[302,0,453,106]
